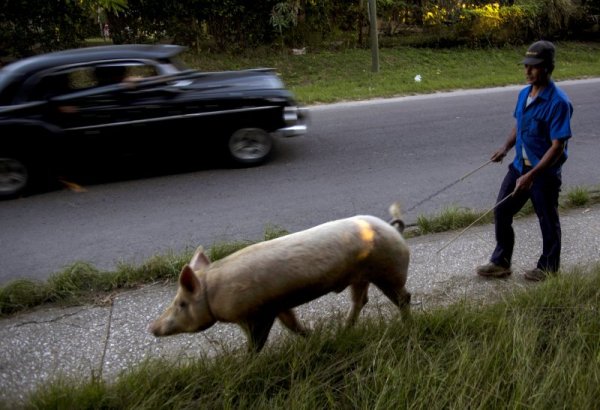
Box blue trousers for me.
[491,164,562,272]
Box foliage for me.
[455,3,534,46]
[0,0,91,58]
[95,0,128,14]
[271,1,301,38]
[1,1,598,59]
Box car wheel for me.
[227,128,273,165]
[0,157,29,199]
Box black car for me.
[0,44,308,198]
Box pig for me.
[149,203,410,352]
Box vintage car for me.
[0,44,308,198]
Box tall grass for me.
[26,264,600,409]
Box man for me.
[476,40,573,282]
[95,65,128,86]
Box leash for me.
[436,192,513,254]
[406,159,493,213]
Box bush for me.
[517,0,582,39]
[0,0,90,59]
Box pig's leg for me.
[243,314,276,353]
[278,309,309,336]
[346,281,369,326]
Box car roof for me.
[3,44,185,75]
[0,45,186,95]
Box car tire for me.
[0,157,30,199]
[227,128,273,165]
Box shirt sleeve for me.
[549,99,573,141]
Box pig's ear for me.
[189,246,211,271]
[179,265,201,293]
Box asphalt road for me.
[1,79,599,284]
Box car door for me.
[22,66,140,161]
[37,62,184,161]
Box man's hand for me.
[490,148,507,163]
[514,172,534,194]
[492,126,517,163]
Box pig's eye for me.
[178,301,188,309]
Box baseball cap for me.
[522,40,555,66]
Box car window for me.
[128,64,159,79]
[70,64,159,88]
[93,63,159,85]
[30,73,73,100]
[69,67,97,90]
[25,62,162,102]
[27,67,97,101]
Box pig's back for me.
[206,216,408,318]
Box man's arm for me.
[491,125,517,162]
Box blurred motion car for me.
[0,44,308,198]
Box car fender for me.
[0,122,59,198]
[0,120,63,158]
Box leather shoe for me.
[476,262,512,278]
[524,268,548,282]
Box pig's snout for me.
[148,321,159,336]
[148,319,168,337]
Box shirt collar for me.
[530,80,555,101]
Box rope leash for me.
[406,159,494,213]
[436,192,513,254]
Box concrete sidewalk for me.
[2,205,599,405]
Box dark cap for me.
[522,40,555,66]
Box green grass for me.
[0,226,288,316]
[408,184,600,237]
[415,205,486,235]
[0,254,189,315]
[2,187,598,316]
[24,264,600,409]
[181,41,600,104]
[565,185,591,207]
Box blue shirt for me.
[513,81,573,174]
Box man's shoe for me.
[476,262,512,278]
[524,268,548,282]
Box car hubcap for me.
[228,128,272,162]
[0,158,28,195]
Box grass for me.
[565,185,591,207]
[0,226,288,316]
[180,41,600,105]
[23,264,600,409]
[1,186,598,316]
[410,184,600,236]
